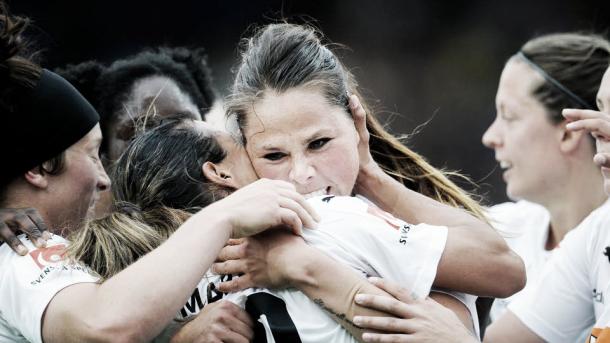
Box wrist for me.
[282,245,322,289]
[197,204,234,240]
[356,168,402,211]
[356,164,387,195]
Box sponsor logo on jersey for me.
[399,224,412,245]
[29,244,67,269]
[366,204,402,230]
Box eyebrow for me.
[257,128,333,151]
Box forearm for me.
[436,232,525,297]
[44,208,232,343]
[359,172,525,297]
[288,247,390,341]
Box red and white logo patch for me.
[29,244,67,269]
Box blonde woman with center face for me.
[210,22,529,341]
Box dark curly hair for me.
[56,47,217,159]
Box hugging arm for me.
[36,180,317,343]
[349,95,525,298]
[214,231,390,341]
[214,227,473,341]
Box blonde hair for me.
[66,115,229,279]
[227,23,486,220]
[67,204,190,280]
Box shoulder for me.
[487,200,549,226]
[487,200,549,237]
[562,198,610,251]
[0,233,97,287]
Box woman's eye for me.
[263,152,286,161]
[309,138,331,150]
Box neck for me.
[539,164,606,248]
[3,183,62,235]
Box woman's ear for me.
[202,161,238,189]
[559,123,588,154]
[24,168,48,189]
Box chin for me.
[505,185,524,202]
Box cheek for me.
[322,142,360,189]
[71,159,101,195]
[250,159,286,180]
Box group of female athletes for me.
[2,3,610,342]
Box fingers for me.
[563,109,610,138]
[355,293,411,318]
[8,212,46,248]
[594,153,610,168]
[278,196,317,230]
[278,187,320,224]
[278,207,303,235]
[25,208,52,240]
[361,332,410,343]
[563,108,608,121]
[230,304,255,329]
[221,330,251,343]
[349,95,368,129]
[227,238,244,246]
[566,118,610,138]
[0,223,28,255]
[212,259,247,276]
[217,243,247,262]
[217,275,254,293]
[350,95,371,143]
[353,316,412,334]
[219,305,254,340]
[368,277,415,303]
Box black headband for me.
[1,69,100,184]
[517,52,594,110]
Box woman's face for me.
[242,87,360,197]
[47,124,111,232]
[595,68,610,193]
[107,75,202,162]
[482,59,567,202]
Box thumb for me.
[368,277,415,303]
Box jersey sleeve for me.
[305,196,448,299]
[0,234,98,343]
[508,224,595,343]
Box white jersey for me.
[486,200,552,321]
[509,199,610,343]
[178,195,456,343]
[0,234,98,343]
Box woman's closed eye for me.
[263,152,287,161]
[309,138,331,150]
